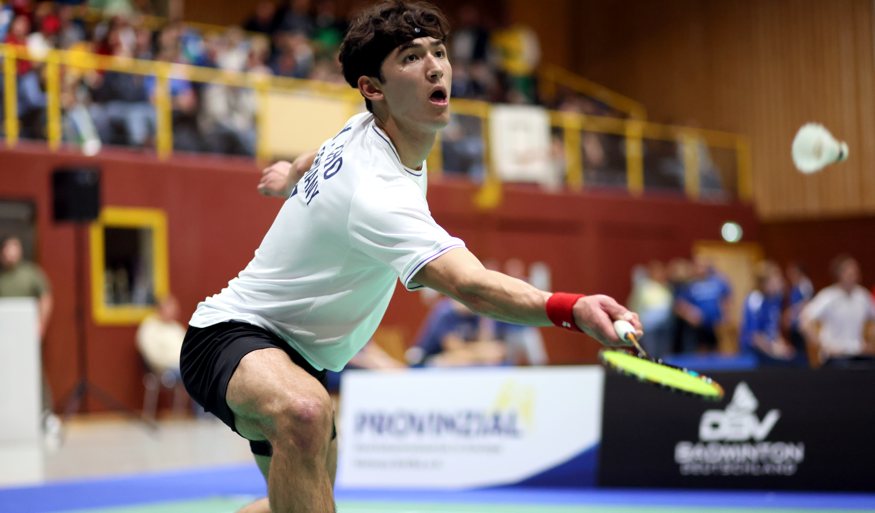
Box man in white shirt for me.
[801,255,875,366]
[180,2,641,512]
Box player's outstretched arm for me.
[414,248,640,347]
[257,151,318,197]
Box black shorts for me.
[180,321,327,439]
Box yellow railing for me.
[0,44,750,203]
[539,64,648,120]
[0,43,359,161]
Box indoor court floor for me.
[1,416,873,513]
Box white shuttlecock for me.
[791,123,848,174]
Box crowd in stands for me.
[628,253,875,369]
[0,1,555,155]
[0,1,732,198]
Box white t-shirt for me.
[801,284,875,356]
[190,113,465,371]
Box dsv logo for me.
[699,382,780,441]
[674,382,804,476]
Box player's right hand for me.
[572,295,643,347]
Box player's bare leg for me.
[237,432,338,513]
[227,348,336,512]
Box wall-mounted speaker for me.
[52,168,101,222]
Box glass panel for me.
[700,145,738,200]
[583,131,626,189]
[103,227,155,306]
[643,138,684,194]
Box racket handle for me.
[613,319,647,357]
[613,319,636,341]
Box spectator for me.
[674,256,731,354]
[494,259,549,365]
[199,39,263,156]
[144,30,203,152]
[739,261,802,367]
[489,11,540,103]
[56,5,87,49]
[0,234,56,439]
[243,1,281,35]
[136,294,186,379]
[784,261,813,365]
[311,0,346,58]
[801,255,875,367]
[277,0,314,38]
[627,260,674,358]
[89,36,156,148]
[451,5,490,66]
[406,297,505,367]
[0,235,52,337]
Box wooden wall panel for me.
[565,0,875,220]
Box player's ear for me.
[358,76,384,103]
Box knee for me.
[268,391,333,456]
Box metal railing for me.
[0,43,751,203]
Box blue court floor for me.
[1,464,874,513]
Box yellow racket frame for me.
[600,349,724,400]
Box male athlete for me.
[181,2,641,512]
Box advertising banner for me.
[337,366,603,489]
[599,370,875,491]
[489,105,554,185]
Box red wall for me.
[0,145,758,413]
[761,216,875,291]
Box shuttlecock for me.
[791,123,848,174]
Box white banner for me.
[489,105,554,184]
[337,366,603,489]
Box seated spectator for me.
[243,1,281,35]
[674,256,731,354]
[406,297,505,367]
[199,34,269,156]
[144,39,203,153]
[739,261,803,367]
[136,294,186,379]
[493,259,548,366]
[89,26,156,148]
[801,255,875,368]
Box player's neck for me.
[375,115,435,170]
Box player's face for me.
[378,37,452,130]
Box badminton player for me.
[180,2,641,511]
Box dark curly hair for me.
[338,0,450,111]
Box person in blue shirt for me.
[740,261,802,366]
[406,297,505,367]
[674,256,731,353]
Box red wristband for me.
[546,292,585,332]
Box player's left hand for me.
[257,160,294,197]
[572,295,642,347]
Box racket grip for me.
[613,320,636,342]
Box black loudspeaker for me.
[52,167,101,222]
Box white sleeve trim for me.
[402,242,465,291]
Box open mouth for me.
[429,88,449,105]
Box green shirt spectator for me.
[0,235,52,337]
